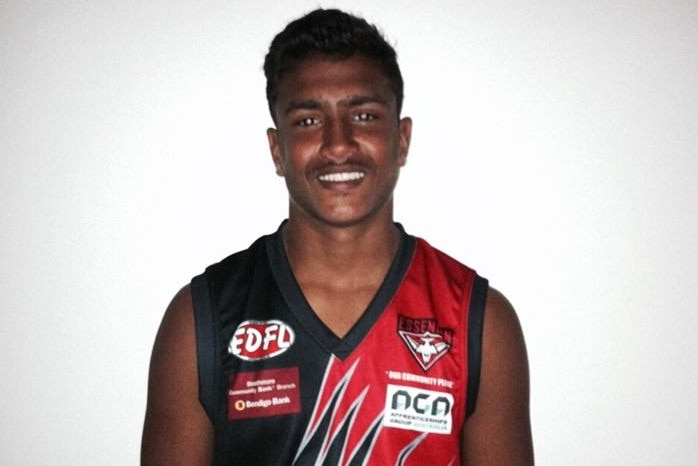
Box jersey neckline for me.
[265,222,416,360]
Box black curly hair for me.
[264,9,404,122]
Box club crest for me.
[397,315,453,371]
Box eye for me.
[297,117,319,127]
[354,112,377,122]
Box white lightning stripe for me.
[396,431,428,466]
[333,386,370,466]
[349,412,384,466]
[293,357,361,464]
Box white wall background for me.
[2,0,697,464]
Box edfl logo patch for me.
[229,319,295,361]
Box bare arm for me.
[141,285,214,465]
[462,287,534,465]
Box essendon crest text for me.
[397,315,453,371]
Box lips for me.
[312,160,370,188]
[317,171,365,182]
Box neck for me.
[282,214,401,286]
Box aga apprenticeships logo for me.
[397,315,453,371]
[229,320,295,361]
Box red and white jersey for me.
[192,224,487,465]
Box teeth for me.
[318,172,365,182]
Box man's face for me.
[267,55,412,229]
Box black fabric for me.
[191,273,218,420]
[466,275,488,417]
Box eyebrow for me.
[346,95,389,107]
[282,100,321,116]
[282,94,390,116]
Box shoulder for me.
[480,287,529,407]
[164,284,194,325]
[144,285,196,368]
[480,287,531,404]
[483,287,525,346]
[462,286,534,465]
[145,284,196,406]
[150,285,197,353]
[141,284,214,465]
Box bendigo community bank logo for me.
[397,315,453,371]
[229,320,295,361]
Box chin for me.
[290,196,392,229]
[313,214,366,228]
[312,206,389,229]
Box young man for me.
[142,9,533,465]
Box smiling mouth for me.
[317,171,365,182]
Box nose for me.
[321,117,356,162]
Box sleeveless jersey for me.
[191,224,487,466]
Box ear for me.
[397,117,412,166]
[266,127,285,176]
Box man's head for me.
[264,9,404,123]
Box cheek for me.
[384,136,406,164]
[277,149,310,181]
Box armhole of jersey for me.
[466,275,488,418]
[191,273,218,421]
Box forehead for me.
[275,56,395,109]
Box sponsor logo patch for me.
[383,384,454,434]
[397,315,453,371]
[228,367,301,420]
[229,319,295,361]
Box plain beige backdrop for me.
[1,1,697,464]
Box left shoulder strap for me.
[191,272,219,421]
[466,275,488,417]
